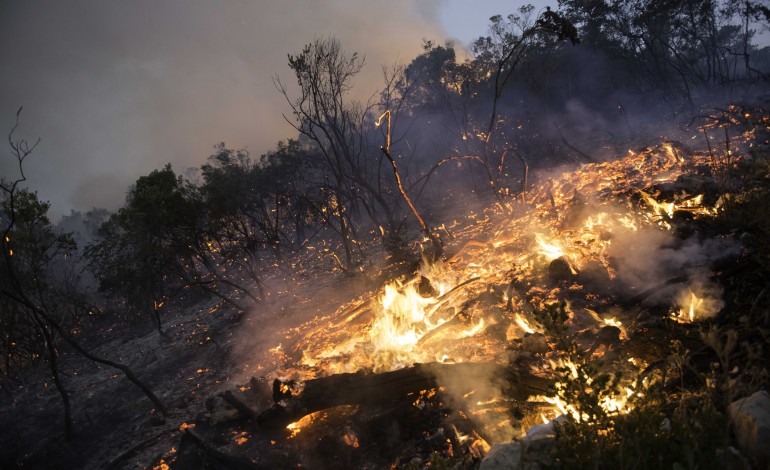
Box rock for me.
[576,260,613,296]
[480,438,554,470]
[480,442,524,470]
[728,390,770,469]
[480,417,563,469]
[548,257,575,282]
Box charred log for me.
[257,362,552,429]
[222,390,258,421]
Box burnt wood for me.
[256,361,552,429]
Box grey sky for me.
[0,1,549,219]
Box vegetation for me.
[2,1,770,467]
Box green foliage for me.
[557,0,769,103]
[533,301,570,336]
[0,186,78,376]
[532,301,731,469]
[551,378,728,469]
[85,164,196,313]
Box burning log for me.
[256,362,552,429]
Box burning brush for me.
[188,124,753,467]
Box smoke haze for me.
[0,0,458,218]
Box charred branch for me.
[105,428,175,468]
[180,428,265,470]
[377,111,443,260]
[222,390,259,421]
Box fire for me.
[639,190,675,220]
[255,135,739,449]
[368,280,442,369]
[674,289,705,322]
[514,312,535,335]
[286,413,318,438]
[534,233,566,261]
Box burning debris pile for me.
[156,108,770,469]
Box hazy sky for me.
[0,0,550,219]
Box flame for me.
[461,318,485,337]
[674,289,705,322]
[514,312,535,334]
[369,281,435,367]
[534,233,565,261]
[639,191,675,220]
[253,135,737,445]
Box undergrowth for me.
[536,303,730,469]
[524,112,770,469]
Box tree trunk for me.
[257,361,551,429]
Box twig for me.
[518,152,529,204]
[425,276,481,318]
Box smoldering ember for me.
[3,3,770,470]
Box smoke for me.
[0,0,447,219]
[431,362,519,443]
[606,221,740,302]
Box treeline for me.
[2,0,769,393]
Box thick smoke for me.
[0,0,446,218]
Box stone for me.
[480,442,524,470]
[548,257,575,282]
[479,417,563,469]
[715,446,751,470]
[728,390,770,469]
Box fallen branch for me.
[621,274,689,309]
[105,428,175,468]
[182,429,264,470]
[222,390,258,421]
[424,276,481,318]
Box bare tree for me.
[275,37,409,265]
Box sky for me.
[0,0,551,219]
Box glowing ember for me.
[286,415,313,437]
[343,429,360,448]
